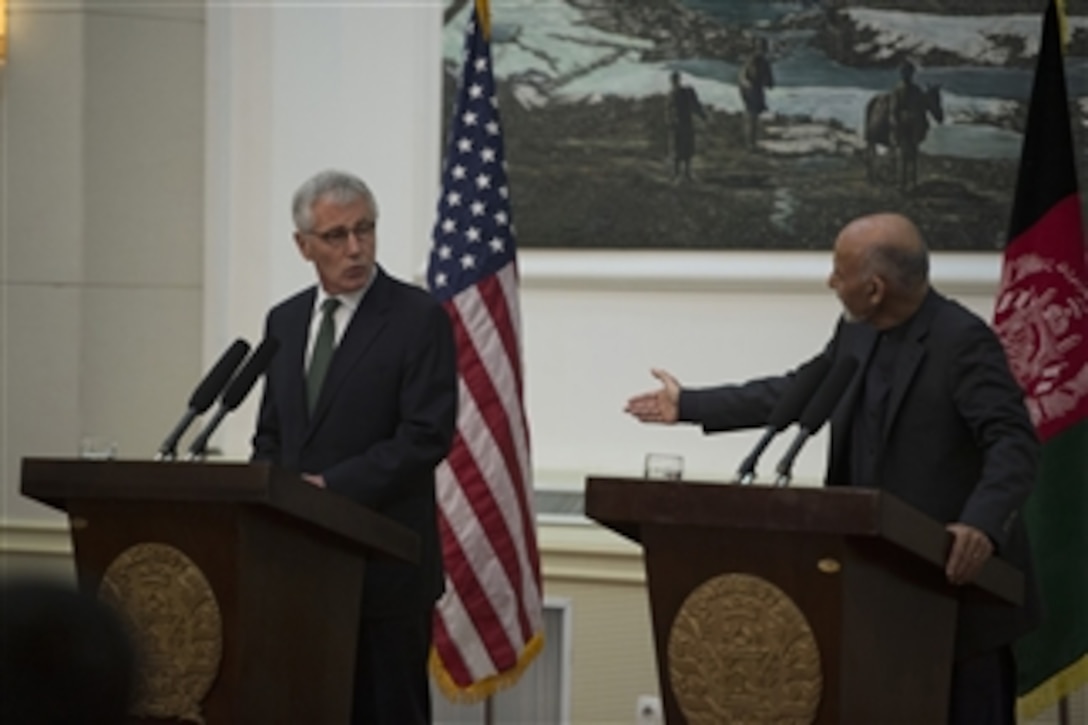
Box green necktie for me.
[306,298,340,414]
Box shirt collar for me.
[313,267,376,316]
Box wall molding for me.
[0,519,72,557]
[538,519,645,585]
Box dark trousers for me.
[948,647,1016,725]
[351,610,433,725]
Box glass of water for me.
[644,453,683,481]
[79,435,117,461]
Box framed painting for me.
[442,0,1087,253]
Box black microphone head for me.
[798,357,860,432]
[188,339,251,413]
[220,338,281,410]
[767,355,833,431]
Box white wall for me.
[1,1,204,529]
[204,1,1003,486]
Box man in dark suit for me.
[253,169,457,723]
[625,213,1040,724]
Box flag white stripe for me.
[456,372,540,631]
[496,261,526,368]
[437,381,527,650]
[453,281,541,620]
[455,270,533,513]
[450,372,539,627]
[491,264,533,483]
[432,554,493,680]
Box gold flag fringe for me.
[1017,653,1088,720]
[430,632,545,704]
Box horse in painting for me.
[864,82,944,191]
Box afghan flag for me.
[992,0,1088,718]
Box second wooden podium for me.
[585,477,1023,725]
[22,458,419,725]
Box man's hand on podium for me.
[625,368,681,424]
[302,473,327,489]
[945,522,994,585]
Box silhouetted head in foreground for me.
[1,579,135,725]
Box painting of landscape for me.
[442,0,1088,251]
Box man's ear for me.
[869,275,886,304]
[295,232,312,261]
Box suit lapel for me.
[881,290,940,442]
[305,270,392,438]
[829,321,878,475]
[283,288,316,428]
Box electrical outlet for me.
[635,694,663,725]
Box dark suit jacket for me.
[679,289,1042,658]
[253,267,457,618]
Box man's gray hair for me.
[292,170,378,232]
[866,241,930,293]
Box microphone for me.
[736,355,832,485]
[186,338,281,461]
[156,339,251,460]
[773,357,860,488]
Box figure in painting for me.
[666,70,708,183]
[738,37,775,150]
[864,60,945,191]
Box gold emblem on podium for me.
[668,573,822,724]
[98,543,222,724]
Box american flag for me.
[427,0,544,701]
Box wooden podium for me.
[21,458,419,725]
[585,477,1023,724]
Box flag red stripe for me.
[449,286,532,537]
[490,268,542,588]
[432,593,474,686]
[463,272,542,590]
[435,487,517,676]
[478,270,524,396]
[447,299,536,641]
[444,418,534,648]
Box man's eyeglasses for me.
[305,220,376,247]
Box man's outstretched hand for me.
[625,368,681,424]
